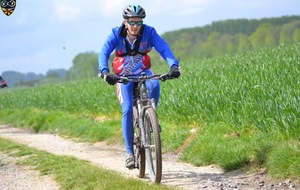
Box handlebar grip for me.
[159,74,174,81]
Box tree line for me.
[162,15,300,60]
[2,16,300,86]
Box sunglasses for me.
[127,20,143,26]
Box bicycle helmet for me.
[122,4,146,19]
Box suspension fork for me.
[150,98,156,110]
[140,80,156,110]
[137,99,153,149]
[137,100,144,148]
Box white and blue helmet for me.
[122,4,146,19]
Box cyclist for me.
[0,76,7,88]
[98,4,180,169]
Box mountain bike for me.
[118,72,174,183]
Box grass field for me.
[0,43,299,179]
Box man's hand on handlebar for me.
[168,65,181,78]
[100,72,119,85]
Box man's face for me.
[125,18,143,36]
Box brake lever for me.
[159,74,171,82]
[118,76,130,84]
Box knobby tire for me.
[144,107,162,183]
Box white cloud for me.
[50,1,103,22]
[48,0,126,19]
[53,4,81,21]
[173,0,214,15]
[229,0,271,8]
[135,0,213,16]
[100,0,127,18]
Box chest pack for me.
[117,24,146,57]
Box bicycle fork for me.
[137,99,156,149]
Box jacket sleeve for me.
[98,28,119,73]
[148,26,179,68]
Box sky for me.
[1,0,300,75]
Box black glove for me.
[101,72,118,85]
[168,65,181,78]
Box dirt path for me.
[0,153,59,190]
[0,125,298,190]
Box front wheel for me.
[144,107,162,183]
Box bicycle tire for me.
[144,107,162,183]
[133,106,145,178]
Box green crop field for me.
[0,43,299,179]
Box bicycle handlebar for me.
[117,73,174,84]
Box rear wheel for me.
[144,107,162,183]
[133,106,145,178]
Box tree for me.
[280,20,300,44]
[293,29,300,43]
[235,33,251,53]
[200,32,222,58]
[250,23,276,48]
[66,52,98,81]
[172,32,193,60]
[220,33,235,54]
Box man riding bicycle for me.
[0,76,7,88]
[98,4,180,169]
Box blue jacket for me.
[98,24,179,74]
